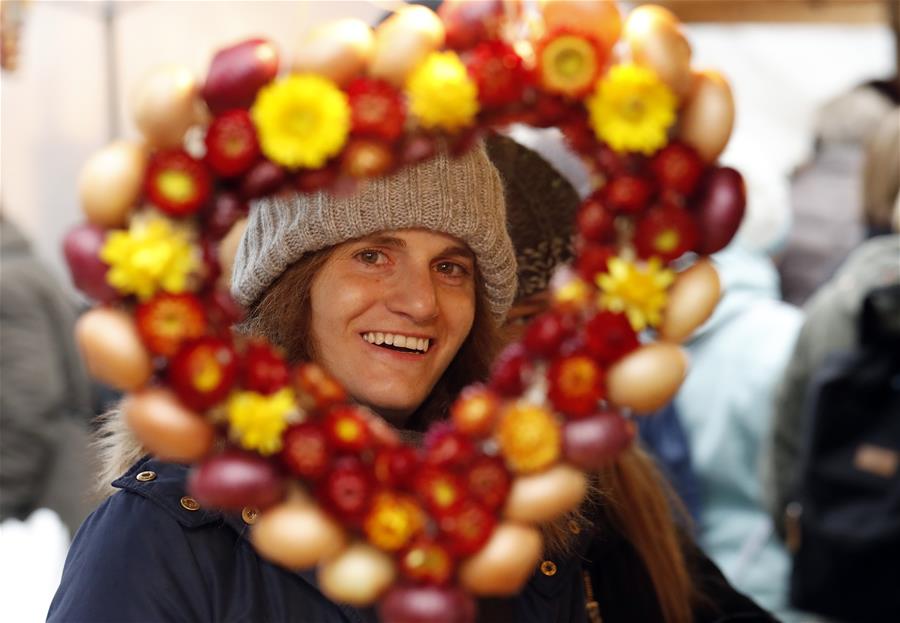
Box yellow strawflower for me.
[226,388,297,455]
[406,51,479,132]
[587,64,677,155]
[251,74,350,169]
[597,256,675,331]
[100,213,199,301]
[497,402,561,474]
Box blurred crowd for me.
[2,38,899,623]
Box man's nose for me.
[385,265,439,323]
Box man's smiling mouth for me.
[361,332,431,353]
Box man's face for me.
[310,229,476,425]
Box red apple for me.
[379,584,475,623]
[563,410,635,470]
[239,160,287,200]
[168,336,239,411]
[691,167,746,255]
[202,38,279,115]
[62,223,118,302]
[203,192,247,241]
[187,449,285,510]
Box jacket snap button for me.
[242,507,259,525]
[180,496,201,511]
[540,560,557,576]
[136,471,157,482]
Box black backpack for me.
[788,284,900,622]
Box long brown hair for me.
[240,246,506,431]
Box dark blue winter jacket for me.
[47,456,777,623]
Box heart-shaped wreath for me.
[64,2,745,621]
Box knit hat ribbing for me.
[231,144,517,321]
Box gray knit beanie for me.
[231,143,517,321]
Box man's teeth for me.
[363,332,429,352]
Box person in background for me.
[0,213,95,537]
[487,131,703,525]
[765,107,900,537]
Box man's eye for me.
[435,261,470,277]
[355,249,385,265]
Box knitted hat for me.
[485,133,580,301]
[231,143,517,321]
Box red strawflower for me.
[346,78,406,143]
[242,340,289,395]
[135,292,207,358]
[547,354,605,418]
[374,445,420,490]
[523,311,574,360]
[280,422,330,481]
[576,192,616,243]
[438,500,496,557]
[603,174,655,214]
[650,142,705,197]
[292,362,347,413]
[414,466,467,518]
[465,455,511,511]
[145,149,212,217]
[535,29,606,99]
[340,138,396,178]
[318,457,374,523]
[584,311,640,365]
[423,423,475,469]
[574,243,615,283]
[323,404,372,453]
[168,336,239,411]
[400,538,455,585]
[634,204,699,263]
[467,40,530,108]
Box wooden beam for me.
[646,1,888,24]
